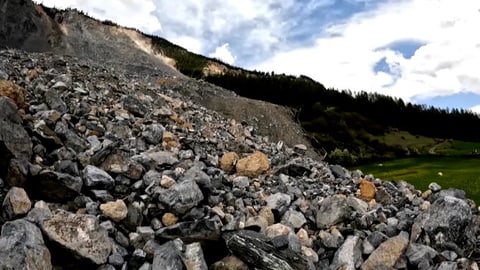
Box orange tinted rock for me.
[235,151,270,178]
[219,152,239,174]
[359,179,376,201]
[0,80,27,109]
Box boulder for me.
[0,219,52,270]
[41,209,112,265]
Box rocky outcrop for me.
[0,49,479,270]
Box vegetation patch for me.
[355,156,480,203]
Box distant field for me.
[355,156,480,204]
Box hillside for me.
[1,0,480,269]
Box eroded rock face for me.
[41,210,112,265]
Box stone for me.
[182,242,208,270]
[152,239,184,270]
[160,175,176,188]
[0,97,33,174]
[155,217,222,242]
[428,182,442,192]
[45,89,68,113]
[316,196,351,229]
[375,186,393,205]
[83,165,115,189]
[330,235,363,270]
[359,179,376,201]
[156,180,204,215]
[0,80,27,109]
[423,195,477,254]
[281,210,307,229]
[219,152,239,174]
[361,231,409,270]
[235,151,270,178]
[211,256,249,270]
[41,209,112,265]
[265,223,292,238]
[0,219,52,270]
[27,170,83,202]
[2,186,31,219]
[265,192,291,216]
[244,215,268,232]
[258,207,275,226]
[162,212,178,226]
[100,199,128,222]
[405,243,438,267]
[142,123,164,145]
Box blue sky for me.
[39,0,480,113]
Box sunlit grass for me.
[355,156,480,204]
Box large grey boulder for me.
[423,195,477,254]
[27,170,83,202]
[316,196,352,229]
[41,209,112,265]
[83,165,115,189]
[330,235,362,270]
[0,219,52,270]
[0,97,32,176]
[155,180,204,215]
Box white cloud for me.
[253,0,480,102]
[37,0,162,33]
[208,43,236,64]
[470,105,480,114]
[170,36,203,54]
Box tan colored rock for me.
[361,232,409,270]
[359,179,376,201]
[162,212,178,226]
[211,255,249,270]
[2,187,31,219]
[219,152,239,174]
[235,151,270,178]
[160,175,176,188]
[99,199,128,222]
[297,228,312,247]
[302,246,319,263]
[0,80,27,109]
[265,223,292,238]
[162,131,177,148]
[258,207,275,226]
[244,216,268,232]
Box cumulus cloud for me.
[208,43,236,64]
[37,0,162,33]
[253,0,480,102]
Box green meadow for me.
[355,155,480,204]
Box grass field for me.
[355,156,480,204]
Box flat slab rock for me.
[40,209,112,265]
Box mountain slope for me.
[0,0,319,159]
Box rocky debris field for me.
[0,49,479,270]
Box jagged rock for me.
[45,89,68,113]
[0,80,27,109]
[182,242,208,270]
[100,199,128,222]
[265,223,292,238]
[281,209,307,229]
[83,165,115,189]
[422,195,477,254]
[27,170,83,202]
[155,180,204,215]
[361,231,409,270]
[265,192,291,216]
[0,219,52,270]
[155,216,222,242]
[4,158,29,186]
[223,230,313,270]
[330,235,363,270]
[0,96,32,175]
[41,209,112,265]
[2,186,31,220]
[405,243,438,267]
[219,152,239,174]
[152,239,184,270]
[316,196,351,229]
[235,151,270,178]
[142,123,164,145]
